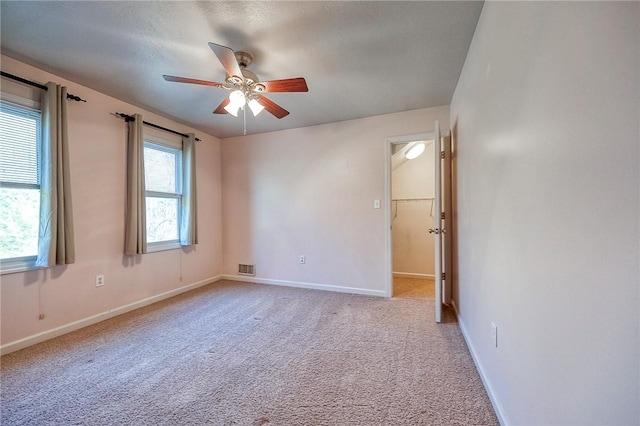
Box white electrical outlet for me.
[491,322,498,348]
[299,255,305,264]
[95,274,105,287]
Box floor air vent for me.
[238,264,255,276]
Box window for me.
[0,99,42,271]
[144,140,182,250]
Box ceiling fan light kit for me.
[248,98,265,116]
[224,90,246,117]
[163,42,308,127]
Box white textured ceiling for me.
[0,1,483,138]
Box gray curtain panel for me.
[180,133,198,246]
[36,82,75,267]
[124,114,147,255]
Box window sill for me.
[147,240,182,253]
[1,256,40,275]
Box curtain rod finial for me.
[66,94,86,102]
[113,112,134,122]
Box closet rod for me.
[392,197,434,202]
[0,71,87,102]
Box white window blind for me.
[0,100,42,264]
[0,102,41,187]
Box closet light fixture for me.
[405,143,426,160]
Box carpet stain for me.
[253,417,269,425]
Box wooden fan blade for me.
[213,97,231,114]
[208,42,243,80]
[256,94,289,119]
[261,78,309,93]
[163,75,224,87]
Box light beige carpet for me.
[393,276,435,300]
[1,280,498,425]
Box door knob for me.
[428,228,440,235]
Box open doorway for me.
[390,139,436,300]
[385,127,452,320]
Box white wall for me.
[0,55,224,350]
[392,143,435,276]
[221,106,449,295]
[450,2,639,425]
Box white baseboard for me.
[220,275,387,298]
[0,275,222,356]
[392,272,435,280]
[451,301,509,426]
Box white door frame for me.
[384,130,451,298]
[434,122,442,322]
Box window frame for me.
[0,94,43,274]
[143,138,183,252]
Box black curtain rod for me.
[114,112,201,142]
[1,71,87,102]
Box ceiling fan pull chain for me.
[243,105,247,136]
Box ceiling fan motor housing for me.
[234,51,253,68]
[229,51,260,87]
[241,69,259,85]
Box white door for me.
[432,121,442,322]
[442,134,452,306]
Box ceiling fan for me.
[163,42,308,119]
